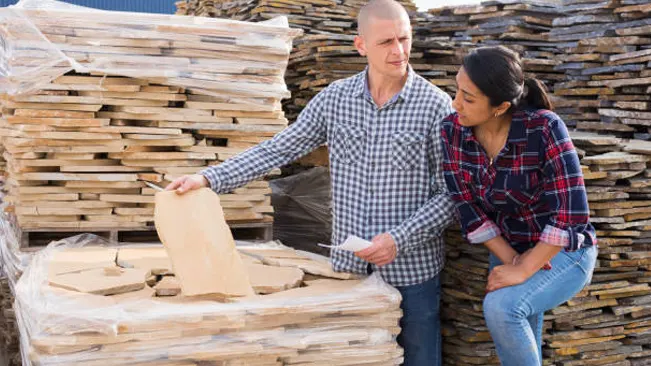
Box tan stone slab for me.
[583,152,650,165]
[247,263,304,294]
[47,247,118,277]
[117,246,173,275]
[154,276,182,297]
[49,267,147,296]
[154,188,254,297]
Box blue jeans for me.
[485,245,597,366]
[395,274,442,366]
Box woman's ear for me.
[493,101,512,117]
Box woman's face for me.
[452,67,503,127]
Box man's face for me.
[355,15,412,78]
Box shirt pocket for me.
[329,123,366,165]
[391,132,425,171]
[492,171,540,212]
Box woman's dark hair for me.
[461,46,553,112]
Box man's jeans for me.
[485,245,597,366]
[395,274,442,366]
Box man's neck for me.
[367,66,408,108]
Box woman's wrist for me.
[515,256,540,278]
[484,236,518,265]
[511,253,520,265]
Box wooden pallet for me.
[19,222,273,248]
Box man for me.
[166,0,454,364]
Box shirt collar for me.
[353,65,415,104]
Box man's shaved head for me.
[357,0,410,35]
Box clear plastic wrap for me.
[0,0,302,98]
[0,210,32,289]
[15,235,403,366]
[0,7,71,95]
[270,167,332,256]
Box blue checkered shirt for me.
[200,67,455,286]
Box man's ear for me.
[354,35,366,57]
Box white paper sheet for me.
[318,235,373,252]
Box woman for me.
[440,46,597,366]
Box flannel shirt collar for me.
[353,65,415,104]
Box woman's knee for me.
[483,290,525,325]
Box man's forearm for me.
[202,124,326,193]
[390,193,455,252]
[201,142,292,193]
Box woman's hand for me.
[488,242,562,292]
[513,249,552,270]
[486,264,531,292]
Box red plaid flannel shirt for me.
[441,109,596,252]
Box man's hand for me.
[165,174,209,194]
[355,233,397,267]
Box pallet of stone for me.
[14,240,402,366]
[6,1,303,100]
[0,2,303,233]
[420,6,471,37]
[175,0,220,17]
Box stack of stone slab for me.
[421,1,564,97]
[551,0,651,135]
[0,0,302,233]
[15,240,403,366]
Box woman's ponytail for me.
[521,78,553,111]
